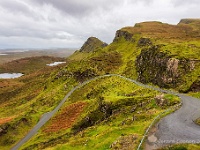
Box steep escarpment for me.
[116,19,200,92]
[136,45,199,90]
[113,30,135,42]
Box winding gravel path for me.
[11,74,200,150]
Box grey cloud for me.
[171,0,200,7]
[0,27,74,40]
[0,1,45,22]
[32,0,122,17]
[33,0,91,16]
[0,0,199,49]
[0,1,30,14]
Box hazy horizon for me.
[0,47,78,51]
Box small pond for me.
[0,73,24,79]
[46,62,66,66]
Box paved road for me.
[117,75,200,149]
[147,94,200,149]
[11,75,110,150]
[11,74,200,150]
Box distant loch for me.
[46,62,66,66]
[0,73,23,79]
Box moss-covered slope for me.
[0,19,200,150]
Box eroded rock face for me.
[136,46,171,87]
[136,46,195,88]
[137,38,152,47]
[73,69,97,82]
[80,37,107,52]
[113,30,134,42]
[188,77,200,92]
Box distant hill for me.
[79,37,107,52]
[0,56,65,74]
[0,49,75,64]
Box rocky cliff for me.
[112,19,200,92]
[136,45,198,90]
[113,30,135,42]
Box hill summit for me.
[120,18,200,39]
[79,37,108,52]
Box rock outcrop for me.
[80,37,107,52]
[136,45,195,89]
[188,77,200,92]
[137,38,152,47]
[113,30,134,42]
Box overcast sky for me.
[0,0,199,49]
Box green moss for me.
[20,76,180,150]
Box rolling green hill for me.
[0,19,200,150]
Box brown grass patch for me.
[44,101,87,133]
[0,56,65,74]
[122,21,200,40]
[0,116,16,125]
[0,80,23,91]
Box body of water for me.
[47,62,66,66]
[0,73,23,79]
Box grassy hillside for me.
[21,76,179,150]
[0,56,71,150]
[0,19,200,150]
